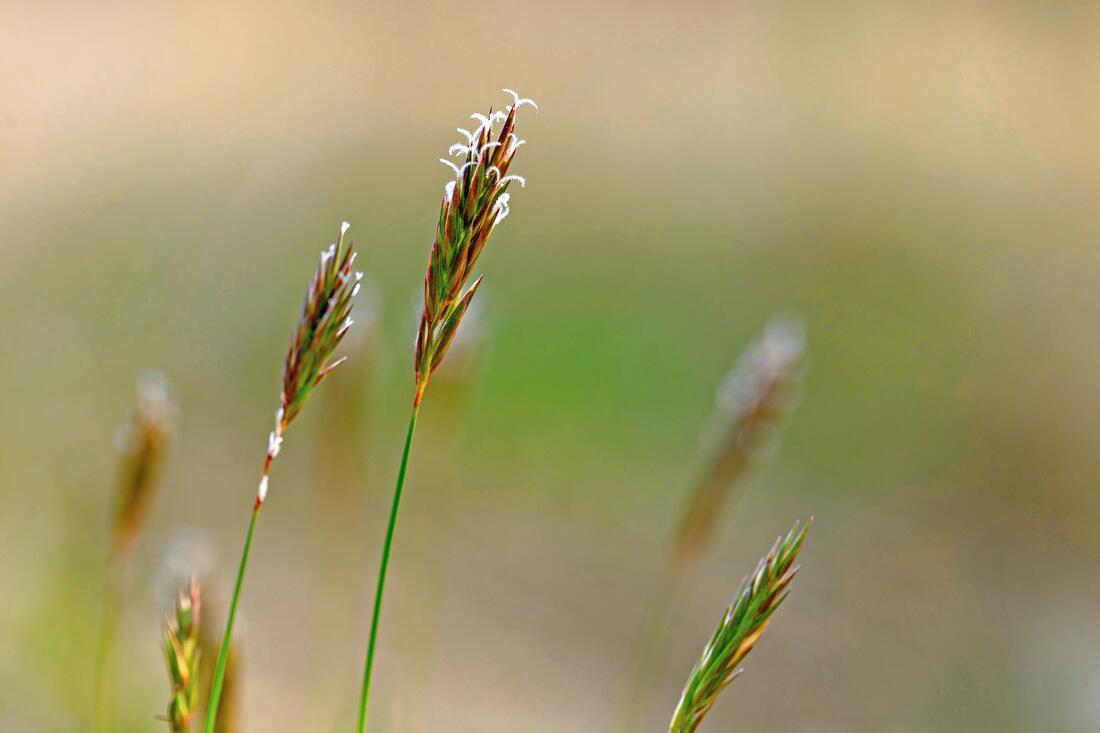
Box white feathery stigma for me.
[439,159,479,178]
[502,89,539,112]
[340,221,351,236]
[493,193,511,225]
[498,174,526,188]
[257,475,269,502]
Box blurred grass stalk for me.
[668,520,810,733]
[356,89,535,733]
[95,372,174,733]
[617,316,805,731]
[203,222,362,733]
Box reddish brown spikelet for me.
[281,221,361,428]
[413,90,535,403]
[256,221,363,505]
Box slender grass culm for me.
[203,222,363,732]
[668,519,811,733]
[95,372,174,733]
[162,577,202,733]
[355,89,536,733]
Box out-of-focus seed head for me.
[413,90,535,403]
[280,221,362,430]
[162,577,202,733]
[706,314,806,459]
[113,371,175,553]
[674,316,806,567]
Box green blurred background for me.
[3,1,1100,731]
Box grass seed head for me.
[258,221,363,503]
[113,371,175,553]
[162,577,202,733]
[674,315,806,566]
[413,89,535,403]
[668,519,811,733]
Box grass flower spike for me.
[357,89,535,733]
[668,520,811,733]
[413,88,535,404]
[674,316,806,568]
[204,222,362,733]
[263,219,362,503]
[162,578,202,733]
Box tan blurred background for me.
[3,1,1100,731]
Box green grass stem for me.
[356,403,420,733]
[204,503,261,733]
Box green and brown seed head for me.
[163,577,202,733]
[669,520,811,733]
[258,221,362,504]
[413,89,536,403]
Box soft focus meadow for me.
[4,2,1100,731]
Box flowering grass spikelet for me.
[259,220,362,505]
[204,221,363,733]
[357,89,536,733]
[162,577,202,733]
[413,89,534,404]
[668,520,811,733]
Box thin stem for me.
[613,564,692,733]
[204,502,262,733]
[357,403,421,733]
[93,551,124,733]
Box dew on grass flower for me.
[673,315,806,567]
[668,520,811,733]
[204,221,363,733]
[162,577,202,733]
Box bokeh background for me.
[4,2,1100,731]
